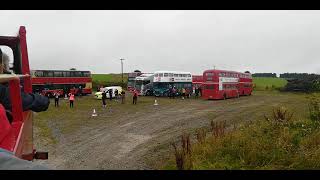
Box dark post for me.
[120,58,124,87]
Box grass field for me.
[92,74,128,83]
[91,74,128,89]
[253,77,288,91]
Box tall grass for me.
[167,97,320,169]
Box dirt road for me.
[33,91,307,169]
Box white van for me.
[95,86,123,99]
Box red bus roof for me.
[203,69,250,75]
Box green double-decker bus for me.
[152,71,192,97]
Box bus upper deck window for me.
[159,73,163,77]
[182,74,187,77]
[169,73,173,77]
[164,73,168,77]
[154,74,158,77]
[174,74,178,77]
[179,74,182,77]
[206,72,213,77]
[188,74,191,77]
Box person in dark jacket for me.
[108,88,113,101]
[0,84,50,123]
[102,91,107,108]
[54,92,60,107]
[0,84,50,113]
[114,89,119,100]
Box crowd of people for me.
[168,85,202,99]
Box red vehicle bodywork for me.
[192,75,203,89]
[41,89,64,97]
[32,74,92,95]
[0,26,47,160]
[201,69,253,100]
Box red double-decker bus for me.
[201,69,253,100]
[192,75,203,89]
[31,69,92,97]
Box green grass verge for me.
[163,93,320,170]
[253,77,287,91]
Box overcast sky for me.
[0,10,320,75]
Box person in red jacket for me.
[132,90,138,105]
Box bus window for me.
[63,71,70,77]
[169,73,173,77]
[182,74,187,77]
[159,73,163,77]
[179,74,182,77]
[35,71,43,77]
[207,77,213,81]
[75,72,81,77]
[70,71,76,77]
[188,74,191,77]
[206,72,213,77]
[174,74,178,77]
[164,73,168,77]
[154,73,158,77]
[45,71,54,77]
[84,72,91,77]
[54,71,63,77]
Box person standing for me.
[121,91,126,104]
[68,92,75,108]
[54,92,60,107]
[195,87,199,98]
[108,88,113,101]
[132,90,138,105]
[79,86,82,98]
[172,86,176,99]
[114,89,119,101]
[182,88,186,99]
[186,88,190,99]
[169,86,173,99]
[102,91,107,108]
